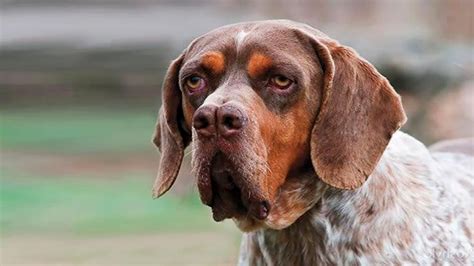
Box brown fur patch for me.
[247,53,272,79]
[201,51,226,75]
[461,220,473,241]
[396,223,414,250]
[252,94,313,202]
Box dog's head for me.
[152,20,406,231]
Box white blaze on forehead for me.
[235,30,249,50]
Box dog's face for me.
[152,20,406,231]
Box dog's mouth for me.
[203,152,270,222]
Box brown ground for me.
[1,232,240,265]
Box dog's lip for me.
[199,152,271,222]
[209,169,247,221]
[209,171,271,222]
[210,180,246,221]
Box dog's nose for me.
[217,105,246,137]
[193,104,247,138]
[193,105,217,137]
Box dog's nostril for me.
[222,114,243,130]
[194,115,209,130]
[193,106,217,137]
[218,106,247,137]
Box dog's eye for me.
[269,75,292,89]
[185,75,206,92]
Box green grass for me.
[0,171,216,235]
[0,107,157,154]
[0,107,225,236]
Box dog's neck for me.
[239,132,437,265]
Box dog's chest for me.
[241,220,360,265]
[238,202,360,265]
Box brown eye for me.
[270,75,292,89]
[185,76,206,91]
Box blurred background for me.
[0,0,472,265]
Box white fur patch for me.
[235,31,249,50]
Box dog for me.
[151,20,473,265]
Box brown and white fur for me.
[151,20,473,265]
[239,132,473,265]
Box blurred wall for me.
[1,1,473,171]
[2,0,472,109]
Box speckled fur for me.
[238,132,473,265]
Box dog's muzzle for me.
[192,103,270,221]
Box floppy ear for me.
[305,32,407,189]
[152,54,190,198]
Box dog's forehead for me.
[185,21,306,60]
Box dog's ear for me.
[300,29,407,189]
[152,53,191,198]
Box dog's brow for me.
[247,53,272,79]
[201,51,226,75]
